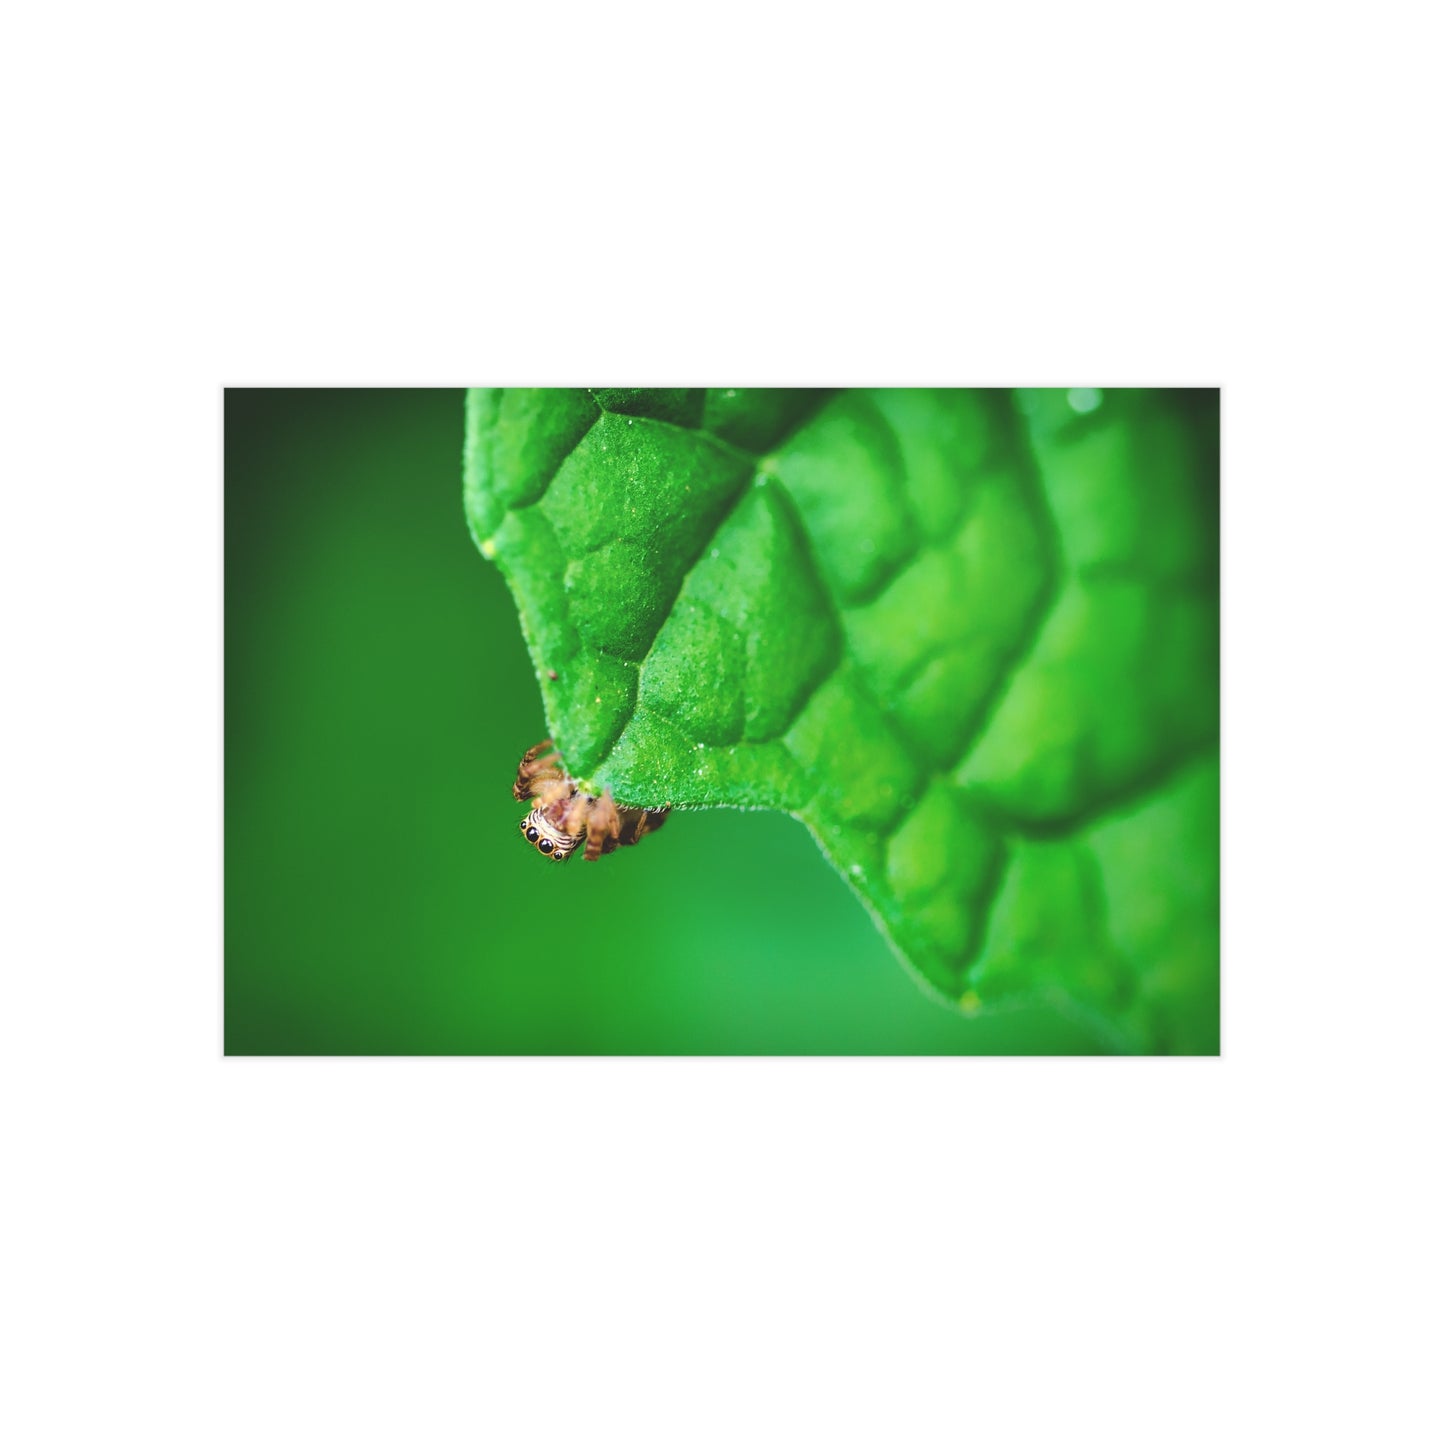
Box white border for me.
[6,4,1441,1440]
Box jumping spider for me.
[513,739,670,863]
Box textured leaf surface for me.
[464,387,1219,1052]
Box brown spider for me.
[512,739,670,863]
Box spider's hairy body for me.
[512,739,669,863]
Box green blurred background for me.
[224,389,1110,1053]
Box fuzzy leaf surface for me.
[464,387,1220,1052]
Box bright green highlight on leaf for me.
[464,387,1219,1053]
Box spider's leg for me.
[561,791,591,838]
[583,789,623,862]
[513,739,566,801]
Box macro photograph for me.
[225,386,1220,1055]
[18,7,1438,1440]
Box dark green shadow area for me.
[224,389,1106,1054]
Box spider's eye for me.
[526,827,539,841]
[539,839,554,853]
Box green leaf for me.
[464,387,1220,1053]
